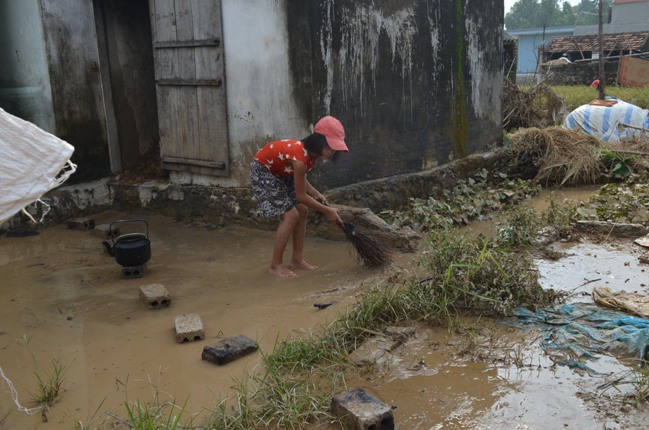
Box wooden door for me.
[149,0,228,176]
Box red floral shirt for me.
[254,139,315,177]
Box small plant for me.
[541,193,577,239]
[117,371,191,430]
[631,365,649,405]
[31,356,67,406]
[494,206,541,248]
[600,149,636,179]
[74,398,106,430]
[124,397,187,430]
[19,335,70,409]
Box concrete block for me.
[202,335,258,365]
[93,223,120,239]
[174,313,204,343]
[331,388,394,430]
[67,217,95,230]
[139,283,170,309]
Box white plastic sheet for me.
[0,107,76,224]
[562,97,649,142]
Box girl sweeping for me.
[250,116,348,278]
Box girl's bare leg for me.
[290,203,317,271]
[269,208,299,278]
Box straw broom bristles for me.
[342,222,392,267]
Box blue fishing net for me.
[506,303,649,372]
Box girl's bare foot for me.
[290,259,318,271]
[269,264,297,278]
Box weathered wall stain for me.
[452,0,468,159]
[1,0,503,191]
[291,0,503,188]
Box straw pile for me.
[506,127,604,186]
[503,80,566,131]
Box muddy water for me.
[1,186,648,429]
[0,212,381,429]
[340,186,649,429]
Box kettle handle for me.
[109,219,149,245]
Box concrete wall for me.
[284,0,504,188]
[2,0,504,192]
[540,60,620,86]
[611,2,649,25]
[187,0,505,189]
[0,0,54,130]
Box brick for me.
[202,335,258,365]
[93,223,120,239]
[66,217,95,230]
[139,283,170,309]
[331,388,394,430]
[174,313,204,343]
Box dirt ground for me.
[1,190,649,429]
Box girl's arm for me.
[305,177,329,205]
[291,161,342,226]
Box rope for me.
[0,366,43,415]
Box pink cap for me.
[314,116,348,152]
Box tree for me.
[505,0,613,30]
[506,0,540,30]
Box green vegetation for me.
[19,336,69,409]
[551,85,649,112]
[83,170,560,429]
[381,169,541,230]
[123,398,187,430]
[506,0,613,31]
[44,162,649,428]
[574,180,649,225]
[166,167,645,430]
[600,149,637,179]
[73,400,105,430]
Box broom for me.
[341,222,392,267]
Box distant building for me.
[544,31,649,63]
[506,26,574,76]
[506,0,649,80]
[575,0,649,36]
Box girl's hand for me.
[324,207,344,228]
[315,193,329,206]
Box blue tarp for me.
[507,303,649,372]
[562,97,649,143]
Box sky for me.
[504,0,583,15]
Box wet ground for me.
[0,211,382,429]
[1,188,649,429]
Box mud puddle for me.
[340,186,649,429]
[1,185,648,429]
[0,211,384,429]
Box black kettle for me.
[102,219,151,267]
